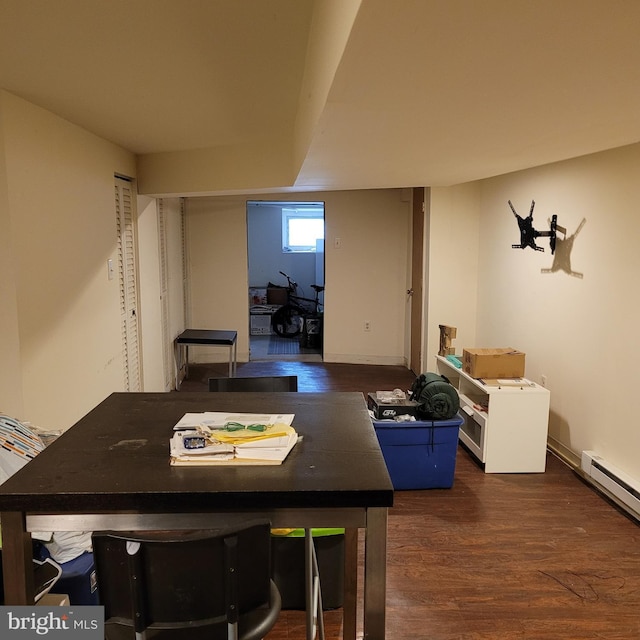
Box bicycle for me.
[270,271,324,340]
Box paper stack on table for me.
[170,412,299,466]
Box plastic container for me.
[373,414,463,489]
[44,551,99,605]
[270,528,344,610]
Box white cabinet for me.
[435,356,550,473]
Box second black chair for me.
[208,375,298,392]
[92,520,281,640]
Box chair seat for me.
[103,581,281,640]
[93,522,281,640]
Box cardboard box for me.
[367,393,419,420]
[462,348,525,379]
[37,593,70,606]
[267,286,288,305]
[373,415,463,489]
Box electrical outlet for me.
[364,321,371,332]
[541,374,547,387]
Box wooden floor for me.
[179,361,640,639]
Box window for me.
[282,206,324,253]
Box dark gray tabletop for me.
[175,330,237,345]
[0,392,393,513]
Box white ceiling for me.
[1,0,640,194]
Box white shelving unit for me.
[436,356,551,473]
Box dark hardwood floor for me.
[178,361,640,639]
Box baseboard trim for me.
[547,436,581,469]
[322,354,407,366]
[547,437,640,524]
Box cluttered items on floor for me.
[367,390,419,420]
[366,382,463,489]
[0,414,98,605]
[369,372,460,423]
[170,412,299,465]
[409,372,460,420]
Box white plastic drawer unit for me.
[459,396,487,462]
[435,355,550,473]
[250,314,274,335]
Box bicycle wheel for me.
[272,305,303,338]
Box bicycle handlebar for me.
[279,271,297,288]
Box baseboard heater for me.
[580,451,640,520]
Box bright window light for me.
[282,207,325,253]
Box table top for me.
[176,329,237,345]
[0,392,393,514]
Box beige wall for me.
[426,183,481,369]
[0,93,23,418]
[186,196,251,362]
[0,91,140,429]
[430,143,640,483]
[137,196,185,392]
[3,88,639,489]
[476,144,640,480]
[186,188,411,365]
[137,195,165,391]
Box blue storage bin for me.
[372,414,463,490]
[34,546,99,605]
[50,551,99,605]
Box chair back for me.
[208,375,298,392]
[92,520,280,640]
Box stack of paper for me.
[170,412,299,466]
[170,433,235,464]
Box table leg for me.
[343,528,358,640]
[1,512,34,604]
[233,340,237,376]
[363,507,387,640]
[174,340,180,390]
[174,341,187,390]
[305,529,313,640]
[305,529,325,640]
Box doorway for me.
[246,200,325,361]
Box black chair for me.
[205,373,324,638]
[208,375,298,392]
[92,521,281,640]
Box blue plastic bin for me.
[51,552,99,605]
[34,546,99,605]
[372,414,463,490]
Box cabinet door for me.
[459,399,487,462]
[483,391,550,473]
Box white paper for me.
[173,412,295,430]
[170,431,235,459]
[234,433,298,461]
[170,412,298,465]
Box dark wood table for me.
[0,392,393,640]
[174,329,237,389]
